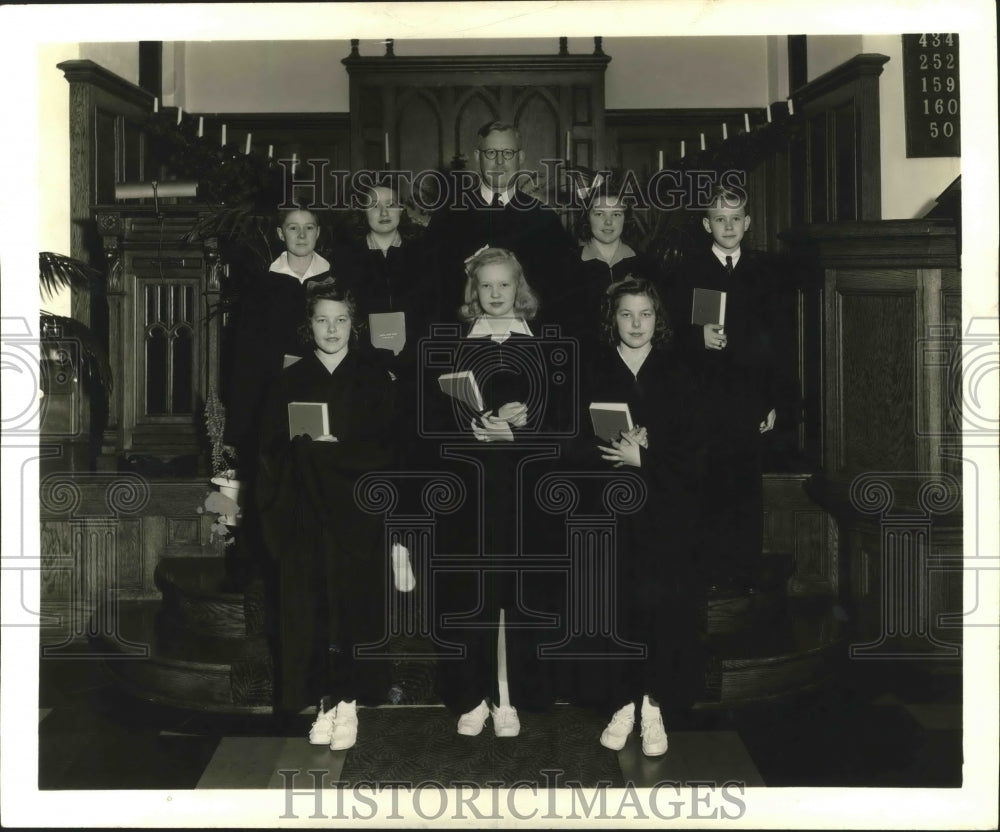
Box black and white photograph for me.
[1,2,997,828]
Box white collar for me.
[480,182,513,207]
[712,244,741,268]
[468,315,533,342]
[581,239,636,266]
[270,251,332,282]
[367,231,402,252]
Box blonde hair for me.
[458,247,539,323]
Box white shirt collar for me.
[468,315,533,342]
[269,251,332,282]
[367,231,402,252]
[581,239,636,266]
[712,244,741,269]
[480,182,513,207]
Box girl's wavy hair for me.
[458,247,540,323]
[600,276,673,348]
[297,280,364,347]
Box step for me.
[154,557,265,638]
[698,597,847,708]
[93,600,273,714]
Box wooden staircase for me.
[94,550,845,714]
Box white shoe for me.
[600,702,635,751]
[390,543,416,592]
[491,704,521,738]
[330,700,358,751]
[640,698,668,757]
[308,699,335,745]
[456,700,490,736]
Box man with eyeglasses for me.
[425,120,574,322]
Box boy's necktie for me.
[491,192,502,208]
[725,255,734,276]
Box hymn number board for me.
[902,34,960,157]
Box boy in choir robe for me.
[667,185,779,595]
[424,121,576,323]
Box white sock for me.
[390,543,416,592]
[641,694,660,716]
[497,608,511,707]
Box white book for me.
[438,370,485,412]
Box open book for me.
[691,288,727,327]
[288,401,329,440]
[438,370,485,412]
[589,402,634,444]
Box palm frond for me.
[184,208,277,273]
[39,252,102,299]
[40,312,113,396]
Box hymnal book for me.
[288,401,329,440]
[691,288,727,327]
[369,312,406,355]
[283,354,302,369]
[589,402,634,444]
[438,371,485,412]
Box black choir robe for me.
[553,240,657,345]
[256,348,396,712]
[568,342,703,717]
[420,325,572,714]
[350,235,434,459]
[667,244,780,586]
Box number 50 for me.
[929,121,955,138]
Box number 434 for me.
[918,34,955,47]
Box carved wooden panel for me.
[343,50,610,176]
[396,89,443,174]
[763,474,838,595]
[168,517,201,547]
[838,286,917,472]
[795,54,888,222]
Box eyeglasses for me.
[479,148,519,161]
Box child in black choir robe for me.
[349,182,432,459]
[423,247,568,739]
[573,277,702,757]
[557,190,654,344]
[667,185,779,594]
[256,283,405,752]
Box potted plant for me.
[203,384,241,538]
